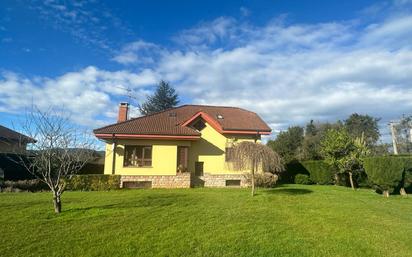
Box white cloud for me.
[31,0,132,51]
[112,40,163,65]
[145,10,412,138]
[0,66,158,126]
[3,0,412,141]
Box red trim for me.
[95,133,200,140]
[181,111,224,133]
[222,130,271,135]
[182,111,271,135]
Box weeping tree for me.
[232,141,283,196]
[17,107,96,213]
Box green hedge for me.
[294,174,312,185]
[65,175,121,191]
[363,156,412,194]
[280,161,308,183]
[301,160,334,185]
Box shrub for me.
[65,175,120,191]
[294,174,312,185]
[280,161,308,183]
[363,157,407,196]
[254,172,279,188]
[1,179,49,192]
[301,160,334,185]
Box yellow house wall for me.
[104,139,190,176]
[188,123,260,175]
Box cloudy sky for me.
[1,0,412,142]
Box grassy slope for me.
[1,185,411,257]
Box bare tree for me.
[232,141,283,196]
[17,107,96,213]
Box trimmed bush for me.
[301,160,334,185]
[294,174,312,185]
[65,175,120,191]
[280,161,308,183]
[363,157,408,196]
[254,173,279,188]
[1,179,49,192]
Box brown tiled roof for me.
[94,105,271,136]
[0,125,36,143]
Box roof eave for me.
[94,133,200,141]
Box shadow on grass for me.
[264,188,313,195]
[64,193,192,213]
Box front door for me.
[177,146,188,172]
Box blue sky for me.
[1,0,412,142]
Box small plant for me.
[177,164,188,173]
[294,174,312,185]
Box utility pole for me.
[389,121,398,155]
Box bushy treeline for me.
[267,113,386,164]
[270,113,412,197]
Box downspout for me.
[111,133,116,175]
[255,130,260,143]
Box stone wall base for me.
[120,173,191,189]
[120,173,250,189]
[192,173,249,188]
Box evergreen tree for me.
[139,80,180,115]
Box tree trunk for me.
[400,187,408,197]
[251,172,255,197]
[348,172,355,190]
[53,194,62,213]
[334,173,339,185]
[383,190,390,198]
[251,163,255,197]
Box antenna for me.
[113,85,141,118]
[114,85,140,102]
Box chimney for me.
[117,102,129,123]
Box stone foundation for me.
[120,173,191,188]
[120,172,250,189]
[192,173,249,188]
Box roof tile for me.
[94,105,271,136]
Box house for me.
[94,103,271,188]
[0,125,35,153]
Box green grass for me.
[1,185,411,257]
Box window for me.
[226,180,241,187]
[124,145,152,167]
[225,147,234,162]
[192,119,206,131]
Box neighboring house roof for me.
[0,125,36,143]
[94,105,271,140]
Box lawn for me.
[1,185,411,257]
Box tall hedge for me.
[301,160,334,185]
[363,156,409,196]
[279,161,308,183]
